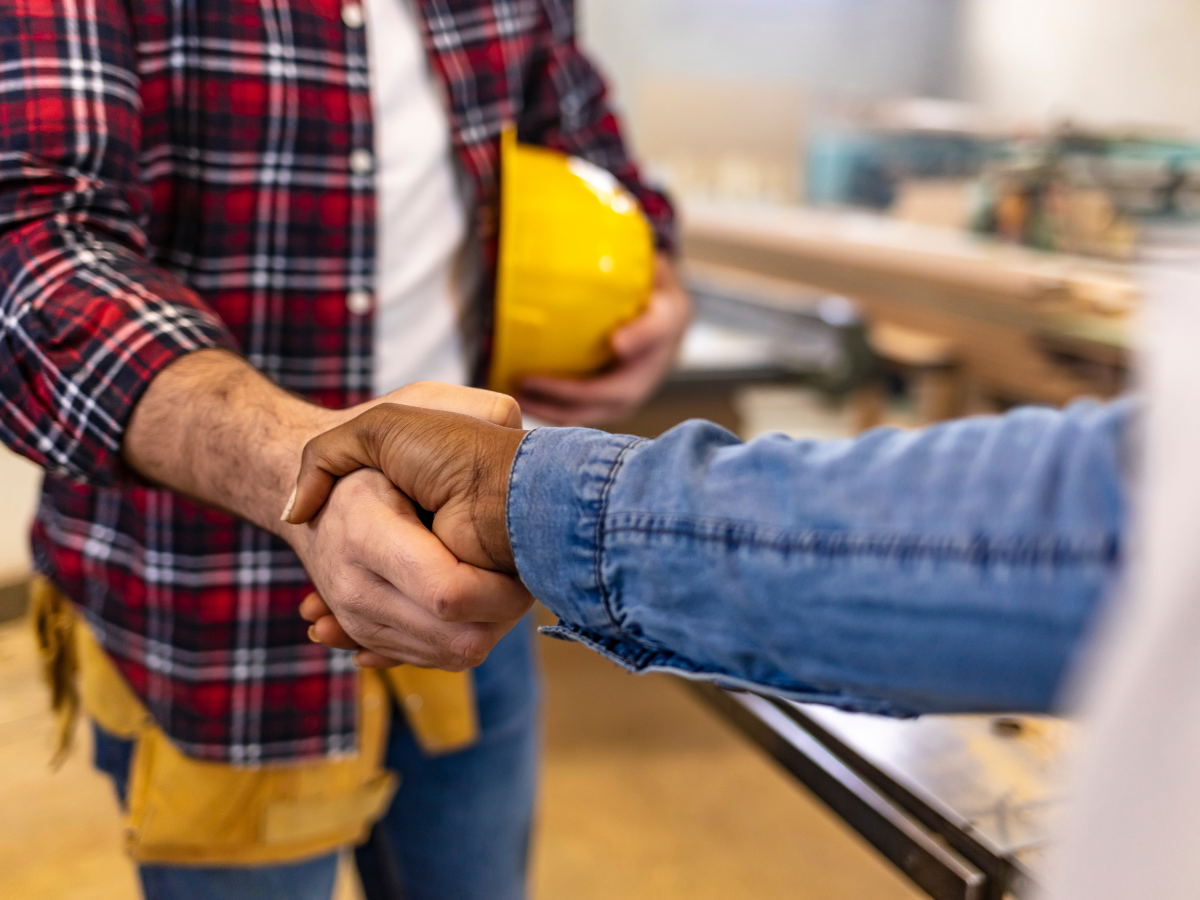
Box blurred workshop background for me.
[1,0,1190,896]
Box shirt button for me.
[340,2,364,28]
[348,148,374,175]
[346,290,372,315]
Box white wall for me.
[579,0,962,130]
[580,0,1200,138]
[578,0,963,200]
[0,446,40,581]
[581,0,960,99]
[960,0,1200,134]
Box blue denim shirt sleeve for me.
[507,398,1134,717]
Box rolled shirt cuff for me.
[505,426,643,634]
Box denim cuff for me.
[506,427,643,634]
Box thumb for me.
[285,403,486,525]
[283,406,393,524]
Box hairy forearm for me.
[123,349,340,539]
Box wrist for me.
[467,427,527,575]
[269,403,349,546]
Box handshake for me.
[280,385,535,671]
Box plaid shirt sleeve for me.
[0,0,237,486]
[519,0,677,253]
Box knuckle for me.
[427,580,466,622]
[342,470,381,504]
[493,394,520,425]
[360,405,390,440]
[345,615,387,647]
[334,577,383,618]
[299,439,321,472]
[448,627,491,669]
[364,404,409,451]
[335,592,368,622]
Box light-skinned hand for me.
[284,404,530,667]
[515,253,691,426]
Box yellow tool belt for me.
[29,577,478,866]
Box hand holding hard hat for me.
[489,130,691,425]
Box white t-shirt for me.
[364,0,469,396]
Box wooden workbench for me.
[680,202,1136,407]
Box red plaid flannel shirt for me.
[0,0,674,762]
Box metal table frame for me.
[691,684,1034,900]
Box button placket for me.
[339,0,375,376]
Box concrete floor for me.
[531,632,924,900]
[0,616,922,900]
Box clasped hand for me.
[281,257,688,669]
[282,395,531,669]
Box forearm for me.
[1,0,248,485]
[123,349,339,539]
[509,399,1136,715]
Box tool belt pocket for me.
[30,577,398,866]
[97,641,397,866]
[120,710,397,866]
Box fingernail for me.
[280,486,297,522]
[307,625,318,643]
[352,651,364,668]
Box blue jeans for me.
[93,619,539,900]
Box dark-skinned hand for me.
[284,404,531,667]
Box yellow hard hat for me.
[488,128,656,396]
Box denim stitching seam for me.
[593,438,648,630]
[604,521,1121,567]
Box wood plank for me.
[681,205,1134,406]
